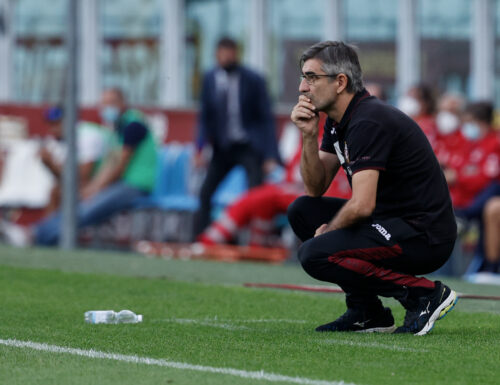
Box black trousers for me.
[193,143,263,237]
[287,196,455,309]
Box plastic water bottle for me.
[84,310,143,324]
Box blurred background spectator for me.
[192,37,280,239]
[1,88,157,246]
[433,93,467,171]
[446,102,500,210]
[445,102,500,281]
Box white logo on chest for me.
[371,223,391,241]
[333,141,345,164]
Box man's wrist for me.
[302,131,318,142]
[327,221,338,232]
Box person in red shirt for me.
[444,102,500,209]
[445,102,500,276]
[433,93,468,169]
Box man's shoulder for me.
[205,66,263,83]
[204,68,217,77]
[355,97,399,118]
[239,66,264,82]
[122,108,145,120]
[118,111,149,141]
[352,97,416,131]
[202,69,217,84]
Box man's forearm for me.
[42,158,62,179]
[327,199,372,231]
[90,163,123,192]
[300,134,327,196]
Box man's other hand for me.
[314,223,329,237]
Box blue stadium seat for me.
[134,144,199,212]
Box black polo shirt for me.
[320,89,456,245]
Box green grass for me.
[0,245,500,384]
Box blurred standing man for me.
[2,88,157,246]
[193,37,280,238]
[288,41,458,335]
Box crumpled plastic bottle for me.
[84,310,143,324]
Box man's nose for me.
[299,78,310,93]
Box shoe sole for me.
[356,325,397,333]
[415,289,458,336]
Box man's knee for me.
[297,239,316,274]
[298,236,354,284]
[287,195,313,226]
[297,238,333,280]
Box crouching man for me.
[288,41,458,335]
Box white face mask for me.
[436,111,460,135]
[462,122,481,141]
[398,96,421,117]
[99,105,121,125]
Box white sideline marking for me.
[321,339,428,353]
[0,338,354,385]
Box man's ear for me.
[336,73,348,94]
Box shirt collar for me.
[336,88,370,132]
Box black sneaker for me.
[315,307,396,333]
[394,281,458,336]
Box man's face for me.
[100,90,124,126]
[49,121,63,139]
[216,46,238,69]
[100,90,123,110]
[438,96,462,115]
[299,58,337,112]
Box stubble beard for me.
[312,96,335,114]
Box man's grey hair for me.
[300,41,364,93]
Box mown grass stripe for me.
[0,338,355,385]
[321,339,429,353]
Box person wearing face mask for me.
[433,93,468,170]
[1,88,157,247]
[192,37,280,238]
[444,103,500,279]
[398,84,438,147]
[444,101,500,210]
[436,94,464,136]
